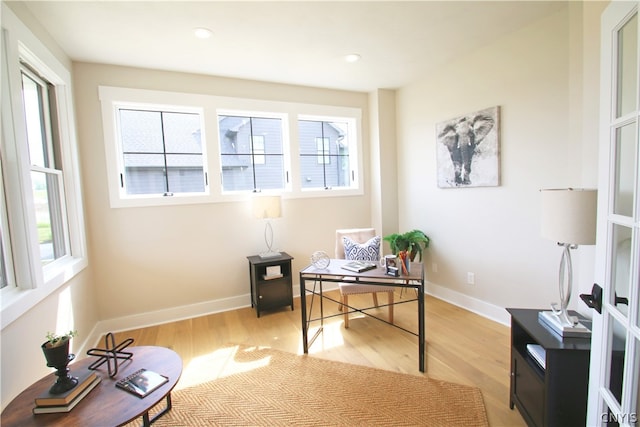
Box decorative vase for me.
[41,338,78,394]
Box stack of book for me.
[33,370,101,414]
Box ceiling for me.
[19,1,567,92]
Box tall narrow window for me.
[21,67,68,265]
[2,4,87,327]
[118,108,205,196]
[218,114,285,192]
[299,119,353,189]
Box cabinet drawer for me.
[513,351,544,427]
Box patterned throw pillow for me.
[343,236,381,261]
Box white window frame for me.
[298,114,361,192]
[1,4,88,329]
[113,103,208,199]
[216,109,289,195]
[100,86,363,207]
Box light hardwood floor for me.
[109,291,526,426]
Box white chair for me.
[335,228,395,328]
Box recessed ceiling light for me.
[344,53,361,63]
[193,27,213,39]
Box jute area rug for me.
[150,345,489,426]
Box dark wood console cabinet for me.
[507,308,591,427]
[247,252,294,317]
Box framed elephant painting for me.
[436,106,500,188]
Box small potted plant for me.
[383,230,430,273]
[41,330,79,394]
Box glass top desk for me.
[299,259,425,372]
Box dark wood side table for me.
[507,308,591,427]
[1,346,182,427]
[247,252,294,317]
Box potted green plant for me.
[383,229,430,262]
[41,330,79,394]
[44,330,78,349]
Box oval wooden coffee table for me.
[1,346,182,426]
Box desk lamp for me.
[253,195,282,258]
[539,188,597,337]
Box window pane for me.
[120,109,164,153]
[607,315,626,405]
[316,138,329,164]
[299,120,351,189]
[21,72,49,168]
[166,154,205,193]
[31,171,66,265]
[119,109,204,195]
[218,115,284,192]
[162,112,202,154]
[0,235,7,289]
[616,13,638,118]
[611,224,632,317]
[613,123,636,216]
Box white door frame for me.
[587,2,639,426]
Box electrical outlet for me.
[467,272,475,285]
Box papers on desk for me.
[341,261,377,273]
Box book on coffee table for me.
[33,376,101,414]
[116,368,168,398]
[35,370,98,406]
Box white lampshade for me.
[540,188,597,245]
[252,195,282,219]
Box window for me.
[1,4,87,328]
[118,108,206,196]
[218,114,285,192]
[22,67,69,265]
[100,85,363,205]
[299,118,354,190]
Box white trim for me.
[91,294,251,340]
[425,281,511,326]
[88,279,508,352]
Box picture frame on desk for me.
[386,266,400,277]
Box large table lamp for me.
[252,195,282,259]
[539,188,597,337]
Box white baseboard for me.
[425,281,510,326]
[81,282,507,352]
[83,294,251,351]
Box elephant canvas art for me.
[436,106,500,188]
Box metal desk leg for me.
[300,273,308,354]
[418,280,425,372]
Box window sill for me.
[1,256,88,330]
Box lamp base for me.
[259,250,281,259]
[538,310,591,338]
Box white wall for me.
[394,2,607,323]
[72,63,373,325]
